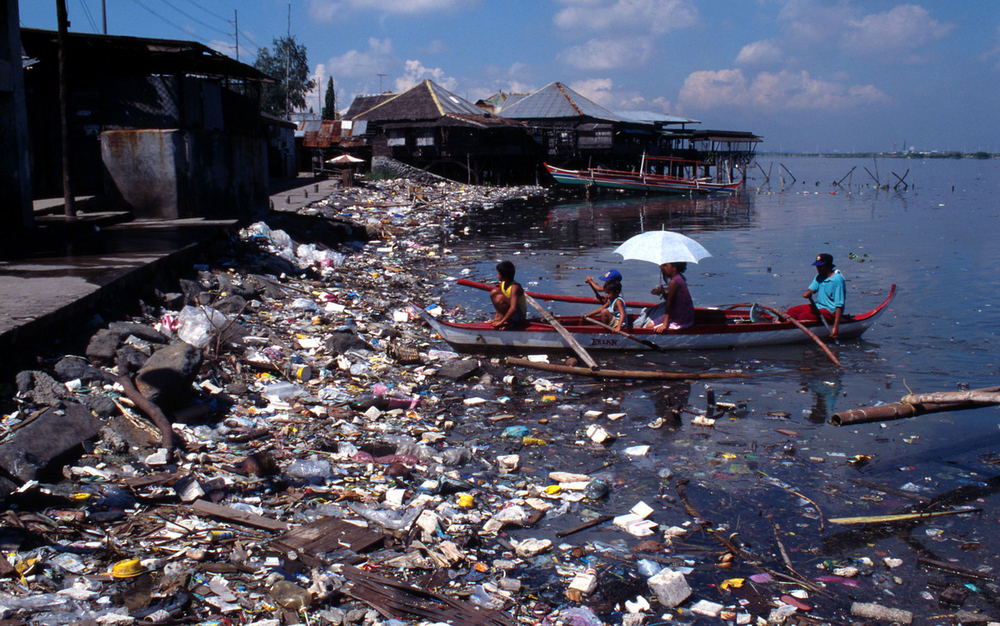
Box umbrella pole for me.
[525,295,600,371]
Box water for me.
[435,156,1000,617]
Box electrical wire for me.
[77,0,100,33]
[179,0,231,23]
[152,0,232,37]
[126,0,211,44]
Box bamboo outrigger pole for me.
[505,357,756,381]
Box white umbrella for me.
[613,230,711,265]
[326,154,364,164]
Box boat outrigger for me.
[544,154,743,195]
[419,280,895,354]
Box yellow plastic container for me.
[110,558,146,578]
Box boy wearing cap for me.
[584,270,627,332]
[787,253,845,338]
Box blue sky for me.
[18,1,1000,153]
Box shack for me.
[345,80,537,185]
[20,28,273,221]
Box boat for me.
[544,155,743,195]
[419,283,896,353]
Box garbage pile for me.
[0,176,993,625]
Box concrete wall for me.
[1,0,33,232]
[102,129,267,221]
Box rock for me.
[81,394,119,419]
[85,328,121,365]
[324,331,373,355]
[0,403,104,483]
[108,322,167,345]
[648,568,692,608]
[15,370,75,408]
[436,358,480,380]
[135,342,203,410]
[53,356,116,386]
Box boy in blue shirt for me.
[787,253,845,338]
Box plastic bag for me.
[176,305,228,349]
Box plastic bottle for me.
[584,478,610,500]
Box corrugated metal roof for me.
[499,82,625,122]
[617,110,698,125]
[354,80,484,122]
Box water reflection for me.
[456,191,757,253]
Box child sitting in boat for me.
[636,262,695,333]
[583,270,628,333]
[490,260,527,330]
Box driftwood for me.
[524,294,600,371]
[757,304,843,368]
[831,386,1000,426]
[505,357,755,380]
[115,357,175,454]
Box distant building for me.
[20,28,273,220]
[346,80,538,185]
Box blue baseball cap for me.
[811,253,834,266]
[600,269,622,281]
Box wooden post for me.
[56,0,75,217]
[524,295,600,371]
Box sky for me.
[17,0,1000,154]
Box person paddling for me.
[489,260,527,330]
[583,270,627,333]
[787,253,845,339]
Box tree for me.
[254,36,316,118]
[322,77,337,120]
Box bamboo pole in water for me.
[504,357,755,380]
[830,386,1000,426]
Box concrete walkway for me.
[0,175,338,366]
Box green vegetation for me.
[254,36,317,118]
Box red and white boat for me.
[419,280,896,353]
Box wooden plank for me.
[190,500,288,532]
[525,294,599,371]
[273,516,385,558]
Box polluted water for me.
[1,160,1000,624]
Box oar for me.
[581,316,665,353]
[758,304,843,369]
[524,294,600,371]
[808,295,839,345]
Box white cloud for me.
[554,0,698,34]
[778,0,954,58]
[568,78,616,108]
[560,37,653,70]
[842,4,954,55]
[735,40,783,67]
[306,0,473,21]
[679,68,890,112]
[395,59,457,92]
[324,38,393,80]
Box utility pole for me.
[56,0,75,217]
[101,0,107,34]
[285,3,290,120]
[233,10,238,62]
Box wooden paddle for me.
[581,316,666,353]
[758,304,843,369]
[808,295,839,345]
[524,294,600,371]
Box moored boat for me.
[544,155,743,195]
[419,285,896,353]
